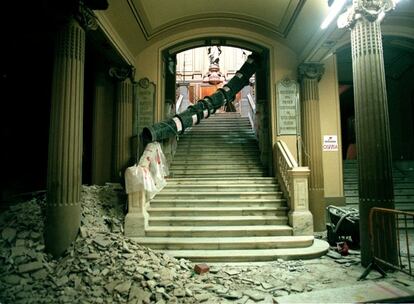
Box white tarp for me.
[124,142,169,198]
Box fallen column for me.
[142,53,261,142]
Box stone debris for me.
[326,250,343,259]
[243,290,265,301]
[1,184,397,304]
[2,227,17,243]
[194,263,209,274]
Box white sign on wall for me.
[276,79,300,135]
[323,135,338,151]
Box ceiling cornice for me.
[94,10,136,65]
[127,0,305,41]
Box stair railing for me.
[275,140,314,235]
[124,142,169,237]
[247,93,256,131]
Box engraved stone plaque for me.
[276,79,300,135]
[137,78,155,134]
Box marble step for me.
[177,142,259,148]
[145,225,293,237]
[155,191,283,200]
[173,153,260,160]
[147,206,287,217]
[150,198,286,207]
[165,177,277,184]
[171,159,262,165]
[179,134,256,139]
[171,173,267,178]
[170,164,264,171]
[163,184,279,192]
[158,239,329,262]
[148,215,288,226]
[132,236,313,250]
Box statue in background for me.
[208,46,222,65]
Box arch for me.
[159,35,273,174]
[162,36,269,56]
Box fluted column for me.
[45,6,98,256]
[110,68,134,182]
[298,63,325,232]
[341,0,396,266]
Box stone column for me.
[298,63,325,232]
[341,0,397,266]
[45,6,97,257]
[110,67,134,182]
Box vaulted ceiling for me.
[97,0,414,66]
[127,0,305,40]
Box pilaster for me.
[298,63,325,232]
[92,70,114,185]
[110,68,134,182]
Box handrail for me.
[176,94,183,113]
[247,93,256,113]
[298,136,310,165]
[275,140,313,235]
[276,140,297,200]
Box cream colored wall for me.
[134,26,299,158]
[319,54,344,203]
[133,27,345,202]
[274,46,299,162]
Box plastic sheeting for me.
[125,142,169,199]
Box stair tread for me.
[159,239,329,260]
[150,215,287,220]
[133,236,313,243]
[145,225,292,232]
[167,177,275,180]
[148,206,287,211]
[151,198,286,203]
[157,191,282,195]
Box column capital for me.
[298,63,324,82]
[75,3,98,31]
[338,0,396,29]
[109,65,136,82]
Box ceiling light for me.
[377,11,386,22]
[321,0,347,29]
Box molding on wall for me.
[94,11,136,65]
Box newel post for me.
[124,190,148,237]
[288,167,314,235]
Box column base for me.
[45,204,81,257]
[124,213,147,237]
[289,210,314,236]
[309,189,326,232]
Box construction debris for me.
[0,185,410,303]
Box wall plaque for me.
[137,77,155,134]
[276,79,300,135]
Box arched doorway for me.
[160,37,272,173]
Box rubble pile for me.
[0,185,366,304]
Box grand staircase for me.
[344,160,414,213]
[133,112,328,262]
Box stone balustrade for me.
[124,142,168,236]
[275,140,313,235]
